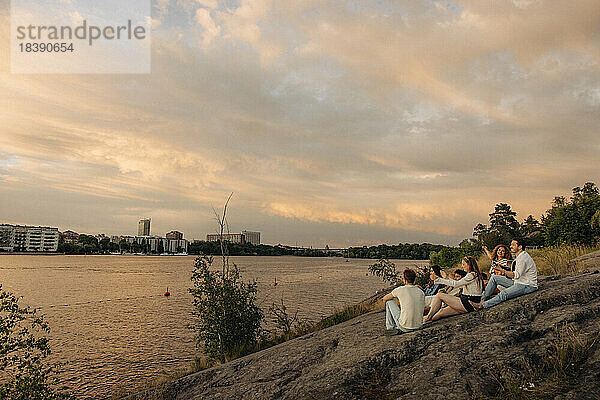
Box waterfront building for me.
[123,236,189,254]
[60,230,80,244]
[206,233,245,244]
[242,230,261,245]
[206,230,261,245]
[0,224,59,252]
[138,218,151,236]
[166,230,183,240]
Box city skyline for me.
[2,1,600,247]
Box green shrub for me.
[189,255,264,363]
[368,259,401,285]
[0,285,71,400]
[368,259,430,288]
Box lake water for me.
[0,255,427,399]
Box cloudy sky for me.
[1,0,600,247]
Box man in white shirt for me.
[472,238,537,309]
[382,269,425,335]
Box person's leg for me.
[429,293,467,321]
[438,293,468,313]
[425,296,434,307]
[482,275,514,300]
[430,306,462,321]
[483,284,537,308]
[385,300,401,330]
[423,293,443,323]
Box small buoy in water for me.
[164,287,170,297]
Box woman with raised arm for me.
[422,257,485,323]
[482,244,513,276]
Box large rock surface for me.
[130,267,600,400]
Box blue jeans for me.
[386,300,401,330]
[482,275,537,308]
[385,300,416,332]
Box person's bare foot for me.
[469,300,483,310]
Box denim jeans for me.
[385,300,415,332]
[482,275,537,308]
[482,274,514,300]
[386,300,401,330]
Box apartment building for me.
[0,224,59,252]
[206,230,261,245]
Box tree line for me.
[345,243,447,260]
[430,181,600,267]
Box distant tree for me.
[430,247,466,267]
[78,234,98,248]
[108,242,119,253]
[119,240,130,253]
[592,210,600,231]
[131,243,142,253]
[472,203,521,249]
[99,238,110,253]
[521,215,544,247]
[543,182,600,245]
[0,285,71,399]
[472,223,488,243]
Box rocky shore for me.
[129,265,600,400]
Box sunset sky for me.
[1,0,600,247]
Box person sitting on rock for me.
[424,268,466,314]
[446,269,467,296]
[422,257,484,324]
[382,269,425,335]
[423,272,446,297]
[482,244,513,276]
[471,238,537,309]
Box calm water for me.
[0,255,427,399]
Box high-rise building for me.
[242,230,261,245]
[138,218,151,236]
[0,224,59,252]
[166,230,183,240]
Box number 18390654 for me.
[19,42,74,52]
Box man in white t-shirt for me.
[382,269,425,335]
[472,237,537,310]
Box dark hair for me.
[513,237,527,251]
[482,272,488,280]
[403,269,416,284]
[462,256,484,291]
[492,244,513,261]
[454,269,467,278]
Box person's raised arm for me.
[435,273,474,288]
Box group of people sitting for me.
[382,237,538,335]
